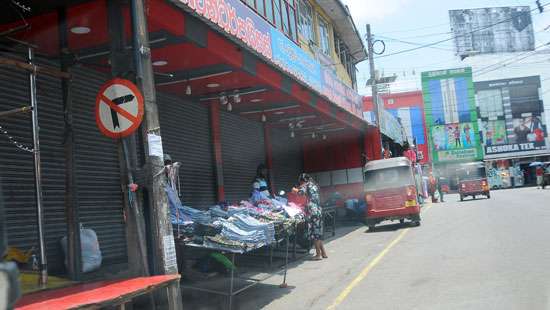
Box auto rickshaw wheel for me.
[473,195,476,200]
[399,219,405,225]
[486,193,491,199]
[460,195,464,202]
[368,226,375,232]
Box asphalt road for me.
[183,187,550,309]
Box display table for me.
[178,239,290,310]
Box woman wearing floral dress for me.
[294,173,327,260]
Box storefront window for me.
[288,4,297,42]
[257,0,265,16]
[274,0,282,30]
[298,0,314,42]
[265,0,274,23]
[318,15,331,55]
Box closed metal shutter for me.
[71,66,127,266]
[0,54,67,272]
[270,128,303,192]
[220,112,265,202]
[0,53,127,272]
[157,93,216,208]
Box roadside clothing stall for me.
[165,164,308,308]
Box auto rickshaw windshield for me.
[365,166,413,191]
[458,167,486,181]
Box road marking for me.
[327,202,434,310]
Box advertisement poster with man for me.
[422,67,483,163]
[474,76,548,158]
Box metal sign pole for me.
[28,47,48,286]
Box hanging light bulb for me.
[290,131,295,138]
[234,93,241,103]
[312,132,316,139]
[227,102,233,111]
[220,95,228,105]
[185,84,192,95]
[261,113,267,122]
[322,134,327,140]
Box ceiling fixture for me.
[311,132,316,139]
[227,102,233,112]
[322,134,327,140]
[233,93,241,103]
[152,60,168,66]
[290,131,295,138]
[261,113,267,122]
[200,88,267,102]
[207,83,220,88]
[157,70,233,87]
[240,105,299,115]
[185,85,192,95]
[251,98,263,103]
[274,111,285,115]
[70,26,91,34]
[220,95,228,105]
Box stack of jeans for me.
[210,205,229,219]
[219,214,275,245]
[180,206,212,225]
[230,214,275,244]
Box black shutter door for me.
[71,66,127,266]
[220,112,265,203]
[270,128,303,192]
[157,93,216,208]
[0,54,128,272]
[0,55,67,272]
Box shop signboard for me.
[270,28,323,93]
[475,76,548,159]
[421,67,483,163]
[171,0,363,119]
[175,0,273,60]
[320,68,363,118]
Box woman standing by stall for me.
[294,173,327,260]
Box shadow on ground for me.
[178,220,365,309]
[364,221,420,234]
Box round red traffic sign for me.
[95,78,144,139]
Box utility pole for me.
[130,0,183,309]
[366,24,383,149]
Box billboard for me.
[421,68,483,163]
[449,6,535,58]
[475,76,548,158]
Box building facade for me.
[0,0,375,297]
[363,91,430,164]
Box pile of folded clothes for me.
[168,186,307,251]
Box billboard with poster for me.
[422,68,483,163]
[475,76,548,158]
[449,6,535,58]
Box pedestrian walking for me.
[428,172,438,203]
[437,175,445,202]
[293,173,327,260]
[536,166,544,189]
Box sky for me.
[341,0,550,95]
